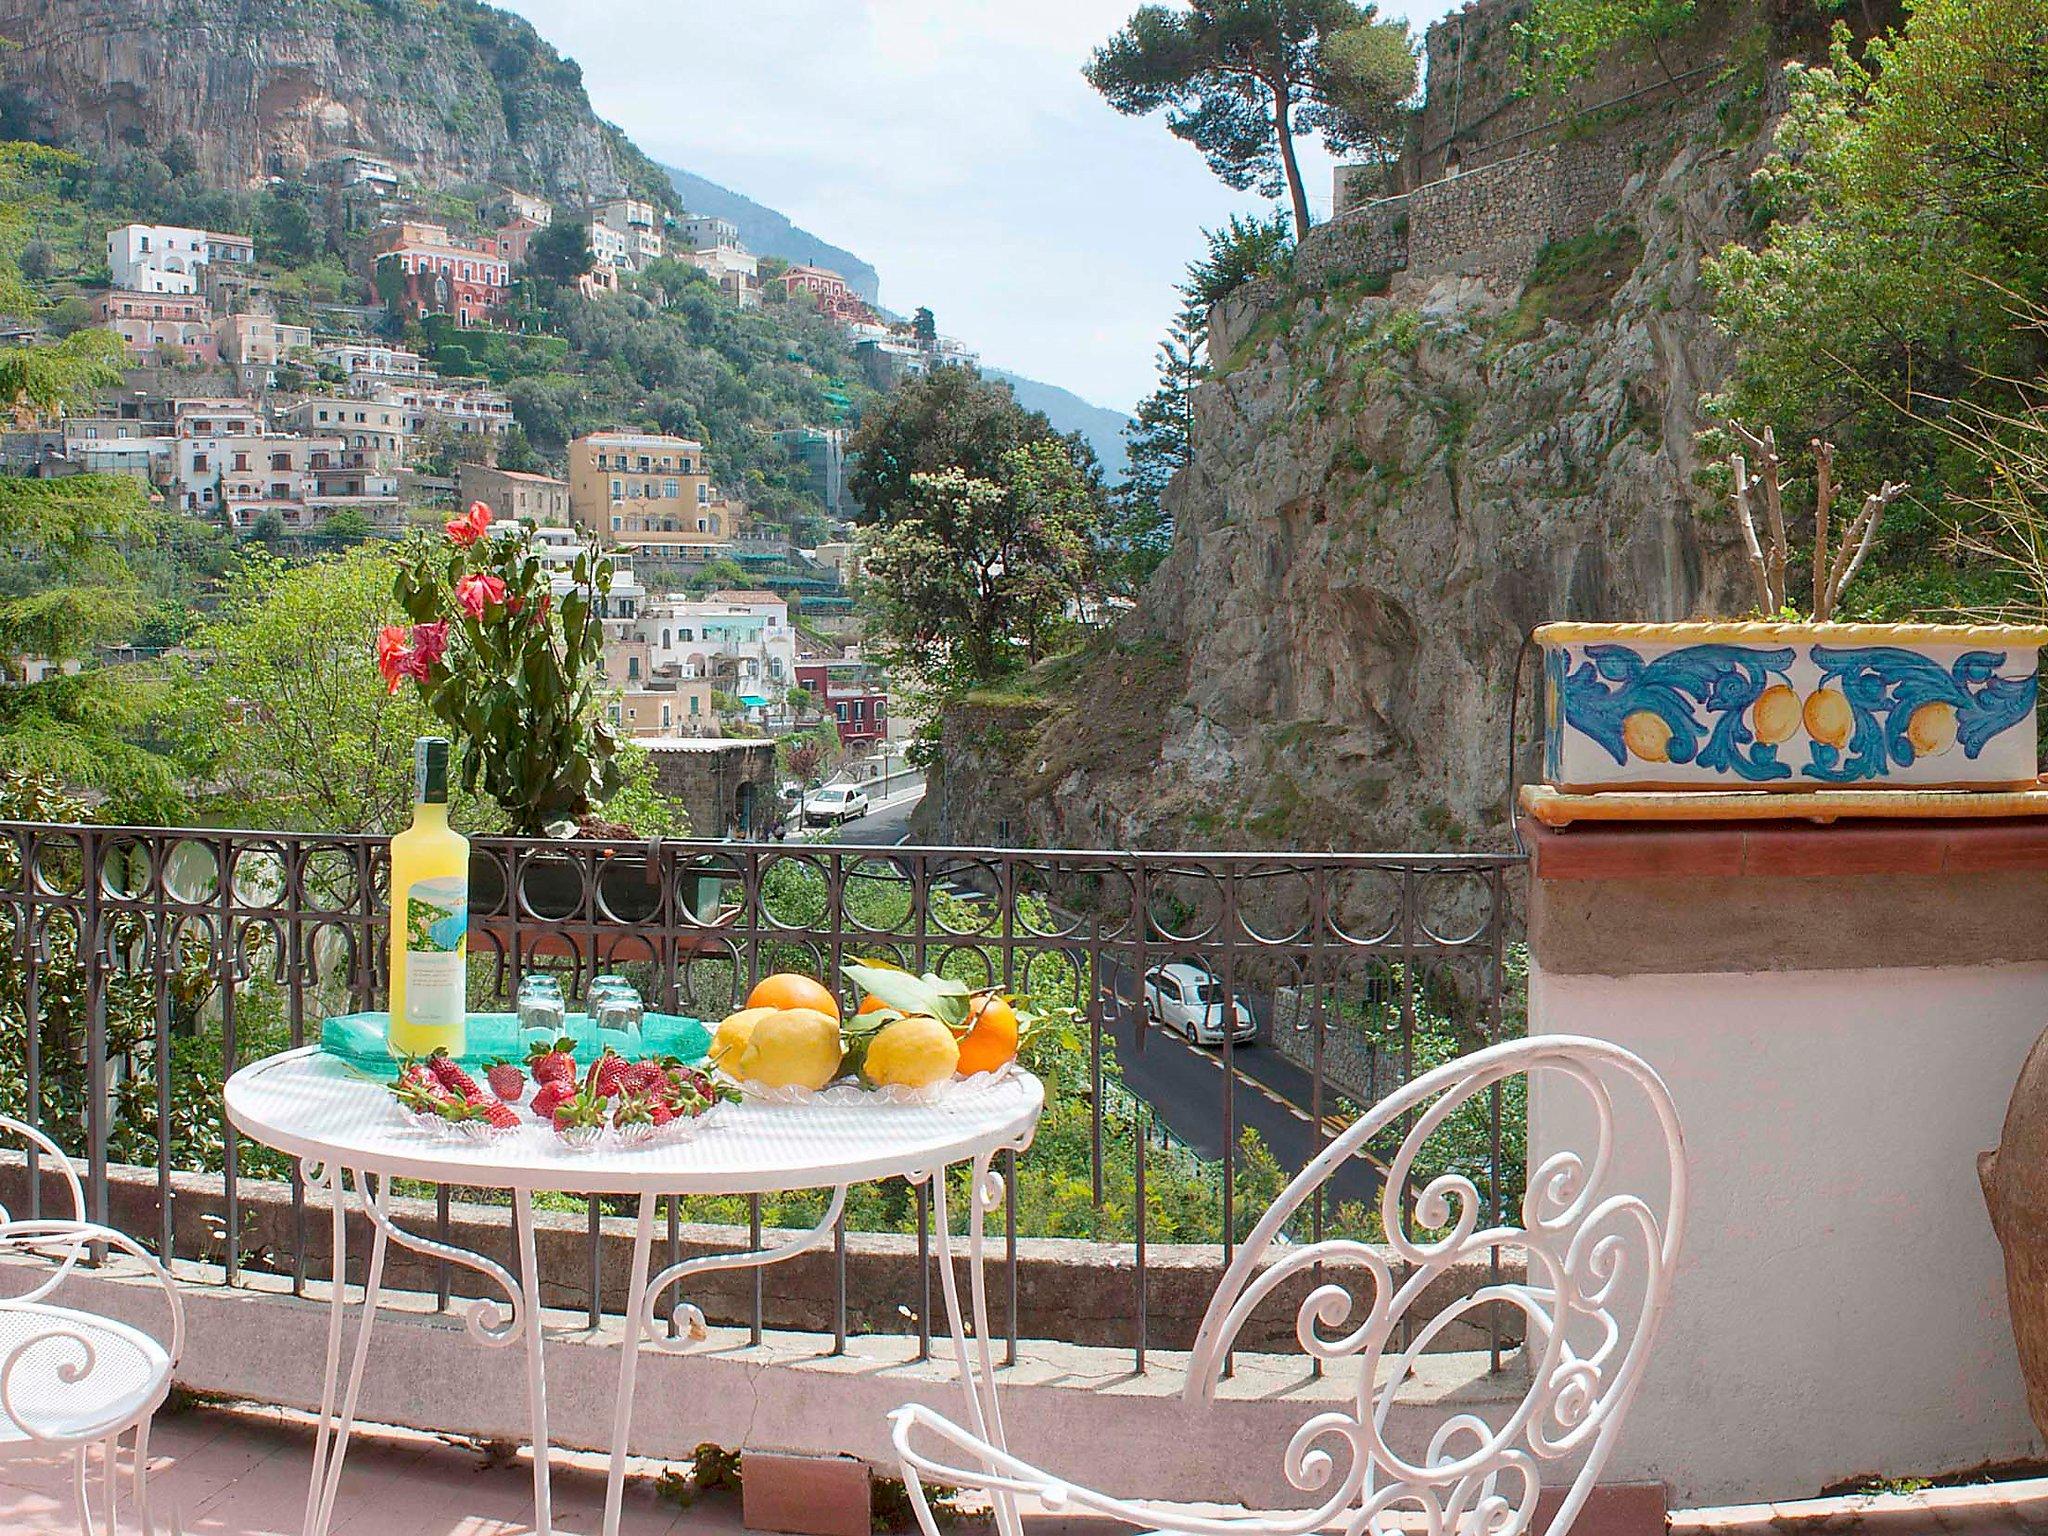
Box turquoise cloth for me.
[321,1011,711,1080]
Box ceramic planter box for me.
[1538,621,2048,792]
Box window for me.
[271,452,291,471]
[611,478,623,498]
[233,453,250,472]
[678,629,692,642]
[697,484,709,504]
[688,695,700,716]
[270,481,290,498]
[193,453,208,471]
[661,703,671,728]
[662,479,679,499]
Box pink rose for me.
[455,572,508,620]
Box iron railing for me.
[0,822,1525,1369]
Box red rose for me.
[446,500,493,547]
[455,572,508,620]
[375,625,410,694]
[410,620,449,669]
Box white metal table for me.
[225,1047,1044,1536]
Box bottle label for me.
[403,875,468,1025]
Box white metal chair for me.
[0,1114,185,1535]
[890,1034,1686,1536]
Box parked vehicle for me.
[1142,962,1258,1046]
[801,784,871,827]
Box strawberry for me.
[530,1082,570,1120]
[397,1060,436,1093]
[481,1100,520,1131]
[588,1048,630,1099]
[647,1097,677,1127]
[623,1059,668,1095]
[614,1090,655,1130]
[486,1060,526,1101]
[527,1036,576,1088]
[552,1089,607,1135]
[426,1049,480,1100]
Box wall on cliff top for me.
[0,0,641,205]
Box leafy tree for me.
[257,183,321,264]
[1703,1,2048,612]
[320,508,374,542]
[1108,296,1207,594]
[496,422,544,473]
[859,440,1097,689]
[912,305,937,345]
[847,367,1075,524]
[1183,209,1295,308]
[1085,0,1417,237]
[1518,0,1698,90]
[527,218,596,287]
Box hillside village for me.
[3,164,989,769]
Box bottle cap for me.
[415,737,450,804]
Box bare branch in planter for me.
[1724,423,1906,620]
[1728,452,1777,612]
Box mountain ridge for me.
[662,164,880,305]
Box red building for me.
[373,220,510,328]
[795,661,889,747]
[778,264,872,327]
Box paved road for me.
[1097,957,1380,1209]
[805,785,923,846]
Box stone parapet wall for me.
[1265,986,1406,1107]
[1,1156,1524,1355]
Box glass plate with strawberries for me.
[389,1043,735,1151]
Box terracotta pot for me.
[1979,1021,2048,1439]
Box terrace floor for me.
[5,1400,2047,1536]
[0,1401,733,1536]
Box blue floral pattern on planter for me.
[1561,643,1797,781]
[1804,645,2036,782]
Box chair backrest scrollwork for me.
[1185,1035,1685,1536]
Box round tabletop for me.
[225,1047,1046,1196]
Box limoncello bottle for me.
[388,737,469,1058]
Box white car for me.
[1142,962,1258,1046]
[801,784,871,826]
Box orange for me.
[956,992,1020,1076]
[747,972,841,1020]
[857,995,891,1016]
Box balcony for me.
[0,820,2043,1534]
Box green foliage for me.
[847,367,1088,524]
[1109,297,1207,595]
[859,441,1098,694]
[526,218,595,287]
[1518,0,1700,92]
[178,547,449,834]
[391,513,623,835]
[1085,0,1417,237]
[1704,2,2048,614]
[1183,210,1296,308]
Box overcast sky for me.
[498,0,1453,415]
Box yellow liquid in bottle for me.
[388,745,469,1058]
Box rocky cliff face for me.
[918,69,1769,856]
[0,0,639,203]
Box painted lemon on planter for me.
[1622,710,1674,763]
[863,1014,961,1090]
[1803,687,1854,748]
[1751,684,1802,746]
[1907,700,1959,757]
[732,1007,844,1090]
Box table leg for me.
[513,1189,553,1536]
[300,1165,388,1536]
[929,1152,1020,1536]
[603,1198,657,1536]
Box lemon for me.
[1906,700,1958,757]
[863,1015,961,1090]
[1804,687,1854,748]
[1751,684,1802,746]
[1621,710,1674,764]
[734,1007,844,1091]
[709,1006,775,1071]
